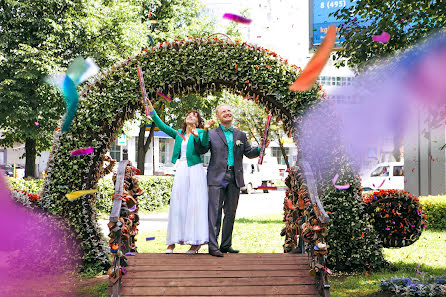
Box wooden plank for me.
[120,285,318,295]
[123,276,316,287]
[131,253,299,258]
[127,257,309,265]
[121,295,318,297]
[127,257,309,267]
[125,270,313,278]
[126,264,308,271]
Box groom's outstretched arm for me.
[242,132,260,158]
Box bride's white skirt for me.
[166,160,209,245]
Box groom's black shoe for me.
[220,247,239,253]
[209,249,224,257]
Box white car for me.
[240,157,281,194]
[361,162,404,191]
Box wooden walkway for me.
[120,253,319,297]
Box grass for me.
[136,213,285,254]
[330,230,446,297]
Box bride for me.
[145,98,214,254]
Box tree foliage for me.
[332,0,446,72]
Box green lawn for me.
[136,213,285,254]
[330,230,446,297]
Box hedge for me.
[7,176,173,214]
[419,195,446,230]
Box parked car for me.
[1,164,25,178]
[361,162,404,191]
[240,157,281,194]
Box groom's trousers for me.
[208,169,240,252]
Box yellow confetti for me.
[66,189,97,201]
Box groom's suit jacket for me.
[194,126,260,188]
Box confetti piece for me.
[34,122,39,126]
[378,179,386,188]
[70,147,94,156]
[289,25,336,92]
[234,64,238,69]
[157,92,173,102]
[257,186,278,190]
[220,180,228,187]
[412,168,415,173]
[147,34,155,46]
[243,96,253,100]
[223,13,252,24]
[146,237,155,241]
[332,173,350,190]
[125,252,136,256]
[372,31,391,43]
[45,57,99,132]
[66,189,97,201]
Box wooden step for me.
[119,253,319,296]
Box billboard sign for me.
[312,0,356,46]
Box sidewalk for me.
[98,189,284,235]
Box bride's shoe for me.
[166,244,175,254]
[186,245,201,254]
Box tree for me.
[0,0,157,177]
[332,0,446,72]
[0,0,83,177]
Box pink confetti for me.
[223,13,252,24]
[70,147,94,156]
[157,92,173,102]
[372,31,391,43]
[176,131,186,141]
[257,186,278,190]
[332,173,350,190]
[34,122,39,126]
[378,179,386,188]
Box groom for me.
[194,104,269,257]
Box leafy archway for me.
[40,37,370,272]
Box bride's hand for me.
[191,127,199,137]
[204,119,215,132]
[144,97,154,112]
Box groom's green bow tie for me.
[223,126,233,132]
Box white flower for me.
[236,140,242,146]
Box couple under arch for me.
[146,98,269,257]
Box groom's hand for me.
[204,119,215,132]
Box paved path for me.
[99,189,284,235]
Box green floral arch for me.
[41,37,327,270]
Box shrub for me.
[8,176,173,215]
[94,176,173,214]
[363,190,426,248]
[7,177,44,195]
[379,277,446,296]
[419,195,446,230]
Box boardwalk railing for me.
[108,150,141,297]
[301,161,331,297]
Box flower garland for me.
[363,190,427,247]
[379,277,446,296]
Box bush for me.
[94,176,173,214]
[419,195,446,230]
[7,177,44,195]
[8,176,173,215]
[363,190,426,248]
[379,277,446,296]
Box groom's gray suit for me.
[194,126,260,252]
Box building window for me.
[271,147,292,166]
[159,138,169,164]
[110,141,121,162]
